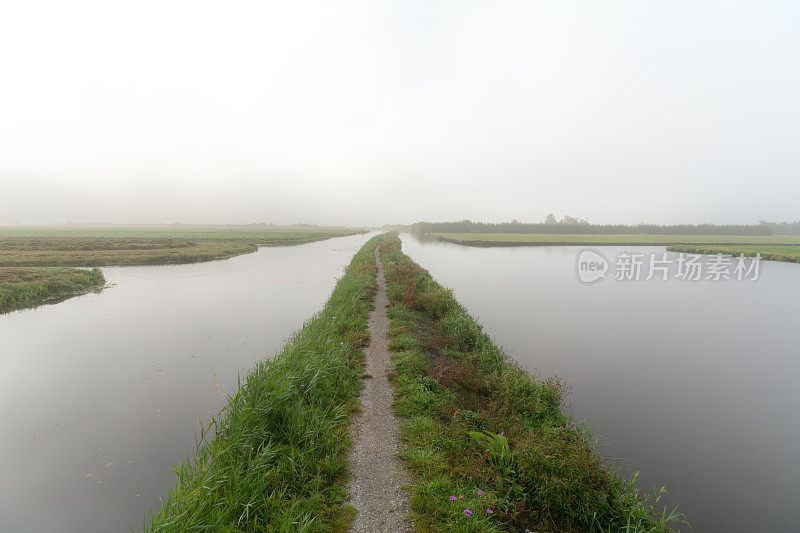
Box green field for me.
[433,232,800,246]
[0,267,105,313]
[0,225,366,242]
[0,225,367,267]
[0,225,366,312]
[668,244,800,263]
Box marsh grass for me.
[379,233,685,532]
[145,235,380,532]
[0,266,105,313]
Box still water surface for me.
[0,232,375,532]
[400,234,800,533]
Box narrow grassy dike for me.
[379,234,684,532]
[146,235,381,532]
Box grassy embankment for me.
[146,235,381,532]
[433,232,800,247]
[666,244,800,263]
[380,233,684,532]
[0,226,366,313]
[0,267,105,313]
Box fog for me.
[1,1,798,226]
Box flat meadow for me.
[0,225,366,312]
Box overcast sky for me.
[1,1,798,226]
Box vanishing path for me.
[346,247,411,532]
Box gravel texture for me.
[346,247,412,532]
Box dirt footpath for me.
[346,246,411,532]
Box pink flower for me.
[486,509,493,514]
[449,496,457,501]
[463,509,472,517]
[477,490,484,496]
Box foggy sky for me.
[1,1,798,226]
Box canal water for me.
[0,232,376,532]
[400,234,800,533]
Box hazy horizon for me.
[2,1,798,226]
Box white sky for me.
[1,1,798,226]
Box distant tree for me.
[759,220,800,235]
[545,213,557,225]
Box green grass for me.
[379,233,685,532]
[145,235,381,532]
[667,244,800,263]
[0,226,368,267]
[0,266,105,313]
[433,233,800,246]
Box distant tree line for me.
[759,220,800,235]
[411,215,779,236]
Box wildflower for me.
[300,384,305,387]
[449,496,457,501]
[486,509,493,514]
[463,509,472,517]
[477,490,484,496]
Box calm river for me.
[0,232,375,532]
[400,234,800,532]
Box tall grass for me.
[145,235,381,532]
[379,233,685,532]
[0,266,105,313]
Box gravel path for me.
[346,247,412,532]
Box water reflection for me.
[0,232,376,533]
[400,234,800,533]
